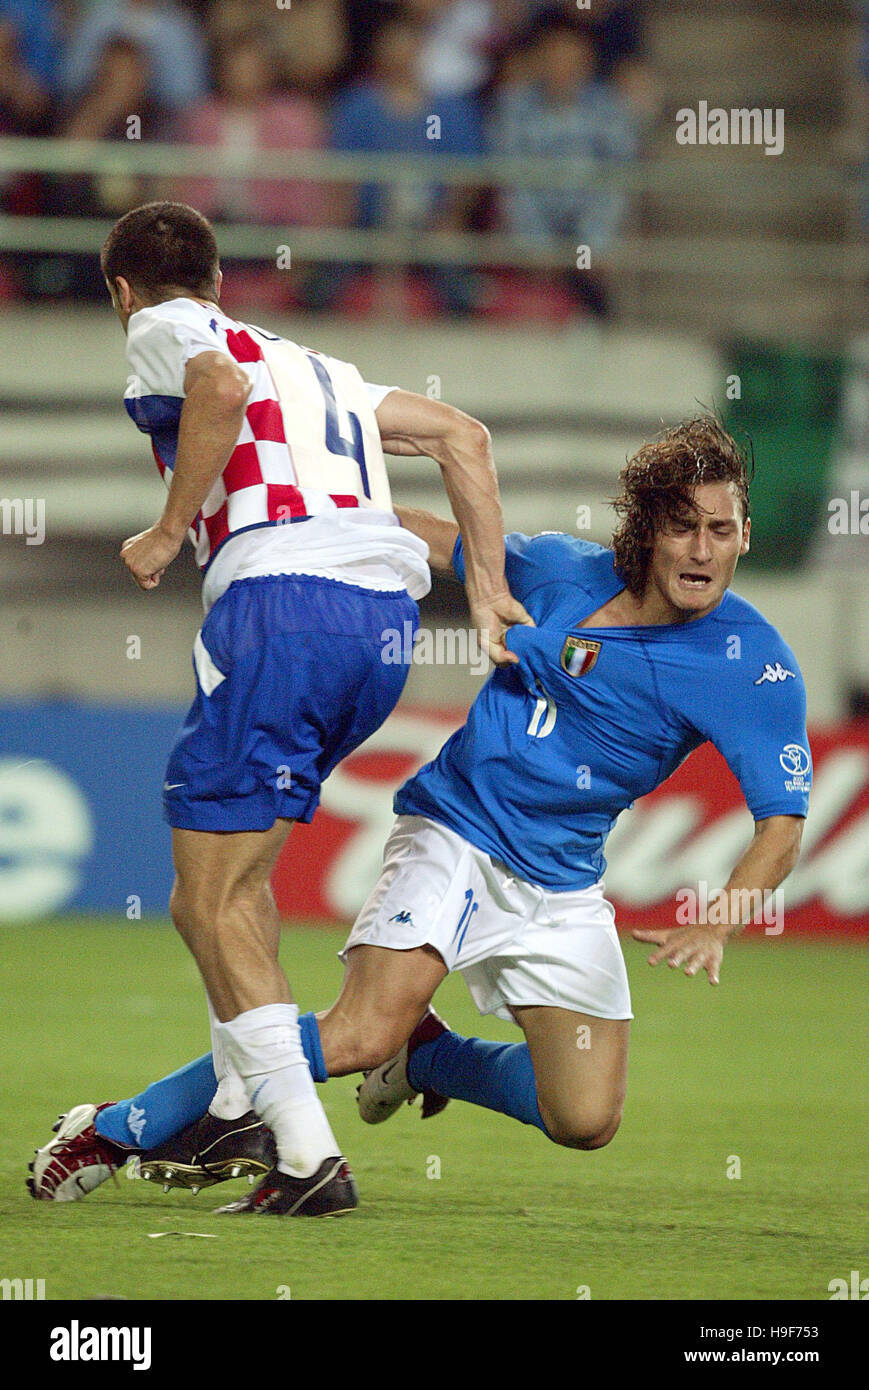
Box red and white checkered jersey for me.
[123,298,430,607]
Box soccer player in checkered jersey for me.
[41,202,530,1216]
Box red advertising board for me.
[273,711,869,935]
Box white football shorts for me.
[342,815,633,1022]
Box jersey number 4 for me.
[306,352,372,499]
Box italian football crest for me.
[560,636,601,677]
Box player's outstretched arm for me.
[375,389,533,665]
[393,506,460,574]
[120,351,252,590]
[632,815,804,985]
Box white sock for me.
[206,996,251,1121]
[216,1003,340,1178]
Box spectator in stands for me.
[60,0,208,114]
[588,0,643,78]
[177,27,328,227]
[352,1,530,99]
[0,0,62,96]
[0,15,52,134]
[208,0,349,96]
[491,12,638,317]
[63,36,169,156]
[590,1,659,136]
[332,10,485,220]
[406,0,496,98]
[493,3,655,124]
[46,37,169,298]
[327,10,485,315]
[499,0,644,76]
[0,11,54,300]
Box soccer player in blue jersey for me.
[30,417,810,1204]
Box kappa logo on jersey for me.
[755,662,796,685]
[388,910,414,925]
[561,636,602,677]
[779,742,811,791]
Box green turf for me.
[1,921,866,1301]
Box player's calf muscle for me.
[170,863,275,937]
[170,876,289,1018]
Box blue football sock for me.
[298,1011,328,1083]
[407,1031,550,1135]
[94,1016,329,1152]
[95,1053,217,1151]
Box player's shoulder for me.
[710,590,803,683]
[506,531,611,564]
[714,589,796,648]
[126,298,219,364]
[506,532,615,584]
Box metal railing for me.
[0,136,864,281]
[0,136,858,190]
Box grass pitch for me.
[1,921,865,1301]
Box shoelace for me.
[48,1129,120,1176]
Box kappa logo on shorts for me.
[561,636,602,677]
[388,910,414,925]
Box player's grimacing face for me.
[648,481,750,620]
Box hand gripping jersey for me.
[123,297,430,610]
[397,533,812,891]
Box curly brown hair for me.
[611,416,752,596]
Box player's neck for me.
[632,585,720,626]
[147,288,221,311]
[601,587,716,628]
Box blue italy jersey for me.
[395,533,811,890]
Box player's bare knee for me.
[547,1119,620,1151]
[574,1113,622,1150]
[540,1100,623,1151]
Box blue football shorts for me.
[163,573,418,833]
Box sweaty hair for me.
[101,202,219,302]
[611,415,752,596]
